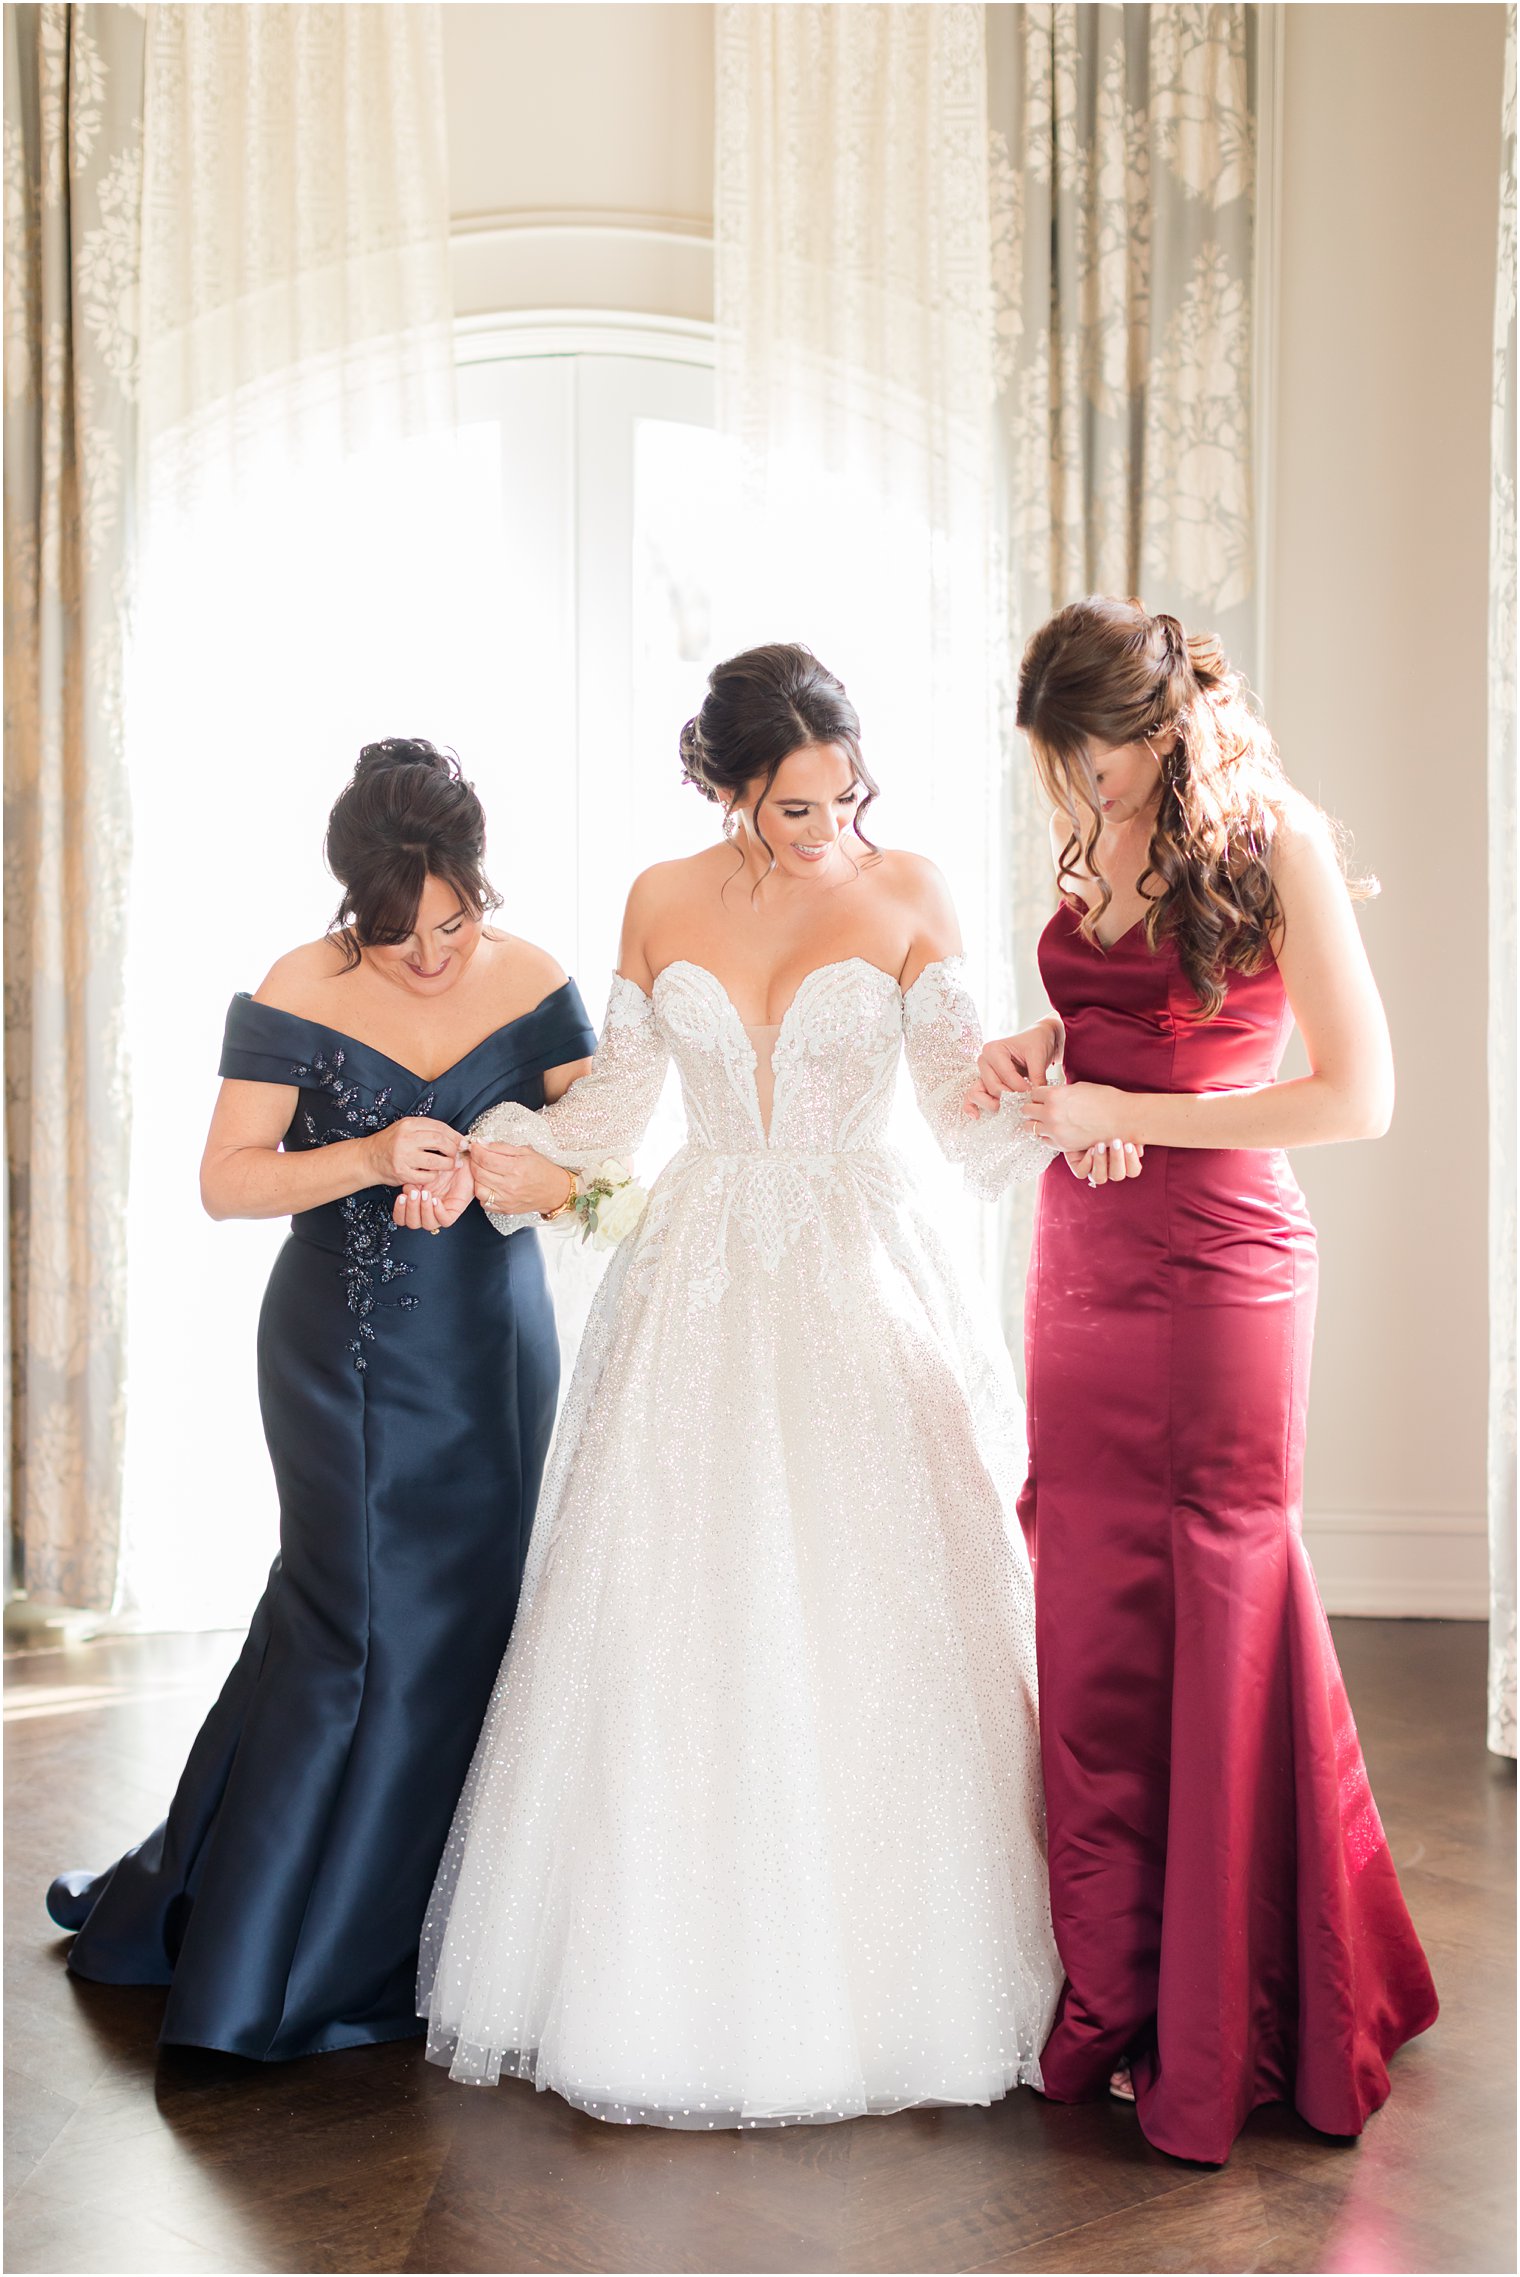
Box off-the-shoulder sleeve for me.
[218,994,308,1086]
[499,977,597,1087]
[901,959,1050,1201]
[470,976,670,1235]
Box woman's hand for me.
[1065,1140,1144,1186]
[963,1022,1062,1117]
[467,1140,577,1218]
[1019,1081,1132,1155]
[364,1116,463,1190]
[390,1154,477,1234]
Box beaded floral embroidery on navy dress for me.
[289,1046,436,1371]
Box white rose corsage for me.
[569,1159,649,1249]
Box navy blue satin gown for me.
[47,980,596,2060]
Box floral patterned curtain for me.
[1489,6,1516,1761]
[986,4,1255,1320]
[3,5,144,1611]
[989,4,1255,657]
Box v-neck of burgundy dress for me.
[1019,901,1437,2163]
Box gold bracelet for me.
[539,1165,578,1222]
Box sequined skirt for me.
[419,1149,1061,2125]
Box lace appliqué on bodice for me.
[471,960,1046,1311]
[291,1047,435,1372]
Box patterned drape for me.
[989,4,1255,654]
[3,5,144,1611]
[1488,6,1516,1761]
[988,3,1255,1026]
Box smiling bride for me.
[410,645,1140,2128]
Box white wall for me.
[1271,3,1504,1615]
[440,2,1505,1616]
[442,3,714,323]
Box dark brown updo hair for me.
[324,738,502,969]
[1018,595,1370,1019]
[679,643,880,876]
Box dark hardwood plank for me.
[5,1619,1513,2276]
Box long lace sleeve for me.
[901,958,1051,1202]
[470,976,669,1235]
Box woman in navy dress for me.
[47,741,596,2060]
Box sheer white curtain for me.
[120,4,463,1626]
[715,5,1002,1003]
[1489,7,1516,1760]
[714,3,1006,1289]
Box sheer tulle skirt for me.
[419,1147,1060,2126]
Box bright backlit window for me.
[118,329,1005,1630]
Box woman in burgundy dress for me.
[971,597,1437,2165]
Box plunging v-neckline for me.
[1061,899,1150,954]
[650,957,908,1147]
[650,955,902,1034]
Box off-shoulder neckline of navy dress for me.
[228,980,584,1088]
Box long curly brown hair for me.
[1017,595,1370,1019]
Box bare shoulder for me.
[629,848,726,907]
[616,852,722,985]
[1047,807,1088,889]
[483,930,568,991]
[252,937,349,1011]
[872,846,955,920]
[623,847,731,935]
[872,847,965,967]
[1270,785,1342,887]
[480,930,569,1007]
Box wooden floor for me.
[4,1619,1514,2277]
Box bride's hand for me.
[467,1139,576,1217]
[391,1154,476,1233]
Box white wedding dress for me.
[418,956,1062,2126]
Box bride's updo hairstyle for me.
[324,738,502,970]
[1017,596,1370,1019]
[679,643,880,877]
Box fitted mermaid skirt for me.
[47,983,595,2059]
[1022,907,1438,2163]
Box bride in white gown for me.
[411,645,1140,2127]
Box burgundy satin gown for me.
[1020,901,1437,2165]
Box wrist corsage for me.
[568,1159,648,1249]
